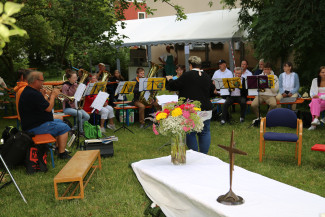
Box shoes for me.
[140,124,145,129]
[58,151,72,159]
[308,125,316,131]
[100,127,106,133]
[107,124,116,131]
[240,117,245,123]
[320,117,325,124]
[311,118,320,125]
[220,120,226,125]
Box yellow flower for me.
[172,107,182,117]
[194,107,201,111]
[156,112,168,120]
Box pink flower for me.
[183,126,190,132]
[153,124,159,135]
[184,104,194,110]
[179,104,185,109]
[182,110,190,119]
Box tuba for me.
[78,69,89,84]
[101,71,113,82]
[138,62,163,106]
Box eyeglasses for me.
[37,79,44,82]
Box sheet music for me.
[213,78,224,89]
[118,94,124,100]
[156,95,178,106]
[144,91,150,100]
[115,81,125,96]
[139,78,147,91]
[84,83,95,96]
[74,83,86,101]
[248,89,258,96]
[91,91,109,112]
[220,89,230,96]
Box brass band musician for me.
[18,71,71,159]
[132,67,161,128]
[62,70,90,135]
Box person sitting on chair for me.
[18,71,71,159]
[251,63,279,119]
[220,67,247,125]
[308,66,325,130]
[83,74,116,132]
[62,70,90,135]
[240,60,253,79]
[276,62,300,110]
[132,67,161,128]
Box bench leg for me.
[48,144,55,168]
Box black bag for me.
[0,131,34,168]
[1,126,19,143]
[25,143,48,174]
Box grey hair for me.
[27,71,43,84]
[259,59,264,63]
[234,67,243,72]
[98,63,105,66]
[188,56,202,68]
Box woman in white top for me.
[276,62,300,110]
[308,66,325,130]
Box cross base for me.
[217,189,244,205]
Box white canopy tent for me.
[110,8,247,72]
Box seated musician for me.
[220,67,247,125]
[276,62,300,111]
[83,74,116,132]
[251,63,279,118]
[132,67,161,128]
[62,70,90,135]
[14,69,63,121]
[18,71,71,159]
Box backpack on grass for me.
[0,130,34,168]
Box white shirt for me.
[160,51,177,62]
[283,72,295,92]
[212,68,233,80]
[241,69,252,79]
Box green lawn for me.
[0,102,325,217]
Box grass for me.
[0,101,325,216]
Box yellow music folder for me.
[145,78,166,91]
[222,77,242,89]
[267,75,275,88]
[121,81,136,94]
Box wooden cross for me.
[217,130,247,205]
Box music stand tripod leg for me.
[0,154,27,204]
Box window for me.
[138,12,145,19]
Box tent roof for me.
[113,8,245,47]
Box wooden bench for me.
[53,150,101,200]
[32,134,56,168]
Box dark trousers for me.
[221,96,246,121]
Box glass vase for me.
[171,134,186,165]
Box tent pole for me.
[147,45,152,69]
[185,44,190,71]
[228,40,235,72]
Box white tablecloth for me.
[132,150,325,217]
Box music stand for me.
[139,77,166,128]
[88,82,109,138]
[114,81,136,133]
[72,83,87,149]
[246,75,269,127]
[0,154,27,204]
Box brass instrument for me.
[78,69,89,84]
[138,62,163,106]
[101,71,113,82]
[42,85,75,102]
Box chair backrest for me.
[266,108,297,128]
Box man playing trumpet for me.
[18,71,71,159]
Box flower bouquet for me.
[152,98,204,165]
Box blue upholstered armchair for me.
[259,108,303,166]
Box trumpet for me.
[42,85,75,102]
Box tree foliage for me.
[221,0,325,85]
